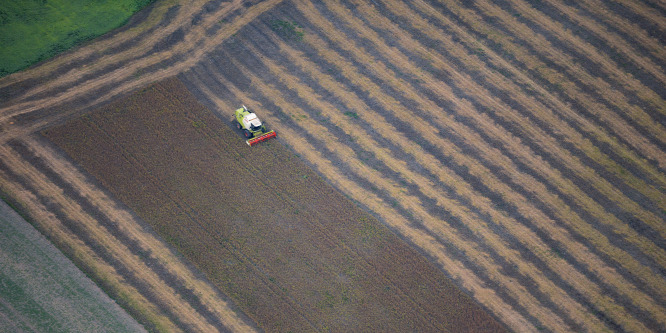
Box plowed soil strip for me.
[0,161,179,332]
[183,67,530,332]
[20,135,256,332]
[43,77,507,332]
[0,144,221,332]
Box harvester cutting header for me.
[234,105,277,146]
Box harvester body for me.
[234,105,277,146]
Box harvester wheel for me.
[236,122,242,130]
[243,129,252,138]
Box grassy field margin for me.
[0,0,153,76]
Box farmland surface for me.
[43,77,506,332]
[0,199,145,332]
[0,0,664,332]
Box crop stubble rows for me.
[180,0,665,332]
[0,0,664,332]
[0,1,285,331]
[43,78,504,332]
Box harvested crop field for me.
[0,199,145,333]
[0,0,664,332]
[43,77,505,332]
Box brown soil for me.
[1,0,664,332]
[43,77,506,332]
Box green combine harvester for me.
[234,105,277,146]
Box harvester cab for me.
[234,105,277,146]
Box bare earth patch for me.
[42,77,506,332]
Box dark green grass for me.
[0,0,153,77]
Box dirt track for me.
[1,0,665,332]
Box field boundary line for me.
[4,0,243,108]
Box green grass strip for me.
[0,0,153,76]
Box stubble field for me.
[0,0,664,332]
[43,77,505,332]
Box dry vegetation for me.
[43,78,505,332]
[0,0,664,332]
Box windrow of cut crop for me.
[0,144,187,332]
[404,0,659,268]
[491,0,666,116]
[20,135,257,332]
[467,0,666,154]
[536,0,666,86]
[403,0,666,209]
[544,0,665,71]
[312,0,664,300]
[247,17,639,332]
[182,58,527,332]
[358,0,666,249]
[0,0,284,145]
[428,0,666,172]
[266,1,664,330]
[0,0,234,104]
[364,0,666,269]
[606,0,666,34]
[253,6,666,331]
